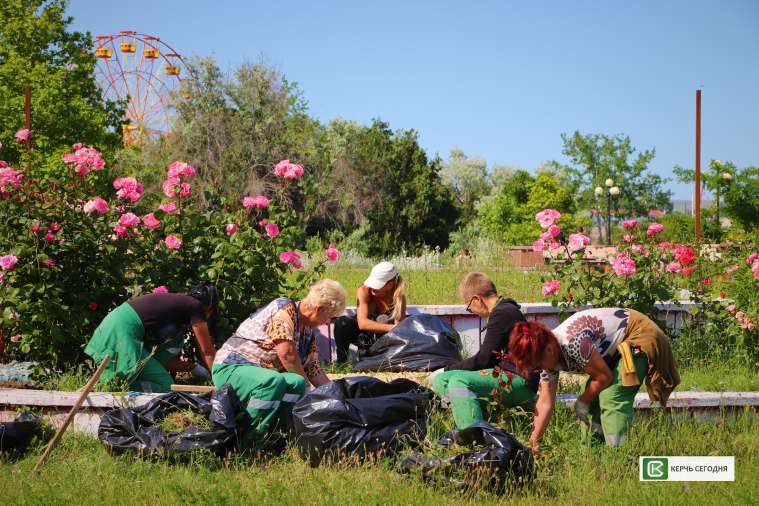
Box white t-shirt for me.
[541,307,630,382]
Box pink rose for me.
[142,213,161,230]
[84,197,110,214]
[279,251,302,269]
[541,279,560,297]
[0,254,18,270]
[258,219,269,226]
[701,277,712,286]
[622,220,639,228]
[284,163,304,179]
[113,177,144,201]
[226,223,238,236]
[10,334,21,343]
[242,195,269,209]
[112,225,129,238]
[673,244,696,266]
[0,271,3,284]
[681,267,695,277]
[162,177,181,198]
[31,224,41,233]
[657,241,674,251]
[623,234,633,243]
[532,239,546,253]
[666,261,681,273]
[646,222,664,236]
[63,145,105,176]
[178,182,191,198]
[0,165,23,195]
[118,212,141,228]
[44,230,55,242]
[546,224,561,238]
[265,223,280,238]
[611,255,636,276]
[88,301,98,311]
[567,233,590,253]
[631,244,648,257]
[167,161,196,178]
[43,258,56,268]
[159,201,179,214]
[153,285,169,294]
[746,253,759,266]
[164,235,182,249]
[326,243,341,262]
[15,129,31,142]
[50,222,60,232]
[535,209,561,228]
[274,160,290,177]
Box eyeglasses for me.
[465,295,479,314]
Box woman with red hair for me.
[509,308,679,451]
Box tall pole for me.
[24,86,32,153]
[606,192,612,246]
[695,89,702,242]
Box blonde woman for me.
[333,261,407,363]
[212,279,347,441]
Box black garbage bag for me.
[0,412,42,454]
[353,314,461,372]
[292,376,433,465]
[400,421,534,491]
[98,384,245,457]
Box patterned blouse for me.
[214,297,323,379]
[541,308,630,382]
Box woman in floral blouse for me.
[213,279,347,441]
[508,308,679,451]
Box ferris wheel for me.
[94,31,190,145]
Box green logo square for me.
[642,457,669,480]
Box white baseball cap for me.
[363,261,399,290]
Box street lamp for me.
[597,180,620,245]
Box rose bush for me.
[0,144,338,368]
[534,209,759,364]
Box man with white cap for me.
[333,261,407,363]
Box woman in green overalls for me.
[84,283,219,392]
[332,261,407,363]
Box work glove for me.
[574,399,591,428]
[426,367,445,387]
[191,363,211,380]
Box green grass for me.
[325,267,545,305]
[3,407,757,505]
[678,362,759,392]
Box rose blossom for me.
[567,233,590,253]
[0,255,19,270]
[279,251,303,269]
[265,223,280,238]
[646,222,664,236]
[326,244,341,262]
[666,262,682,273]
[142,213,161,230]
[541,279,560,296]
[611,254,636,276]
[535,209,561,228]
[226,223,238,236]
[118,212,141,228]
[164,235,182,249]
[159,201,179,214]
[622,220,639,228]
[153,286,169,294]
[83,197,109,214]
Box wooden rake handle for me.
[32,355,110,474]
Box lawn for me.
[325,267,545,305]
[2,406,757,505]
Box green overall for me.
[212,363,307,442]
[84,302,181,392]
[432,369,537,428]
[581,351,648,446]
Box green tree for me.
[558,131,672,243]
[440,148,491,225]
[0,0,122,168]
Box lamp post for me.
[596,179,620,245]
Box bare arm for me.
[578,350,613,404]
[275,340,309,383]
[530,376,558,452]
[191,321,216,370]
[356,287,394,333]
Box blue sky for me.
[70,0,758,199]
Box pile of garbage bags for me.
[400,421,534,490]
[353,314,461,372]
[98,384,245,457]
[293,376,433,465]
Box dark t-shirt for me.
[445,298,540,391]
[128,293,206,346]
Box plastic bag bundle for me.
[292,376,433,465]
[353,314,461,372]
[0,412,42,454]
[400,421,534,491]
[98,384,244,457]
